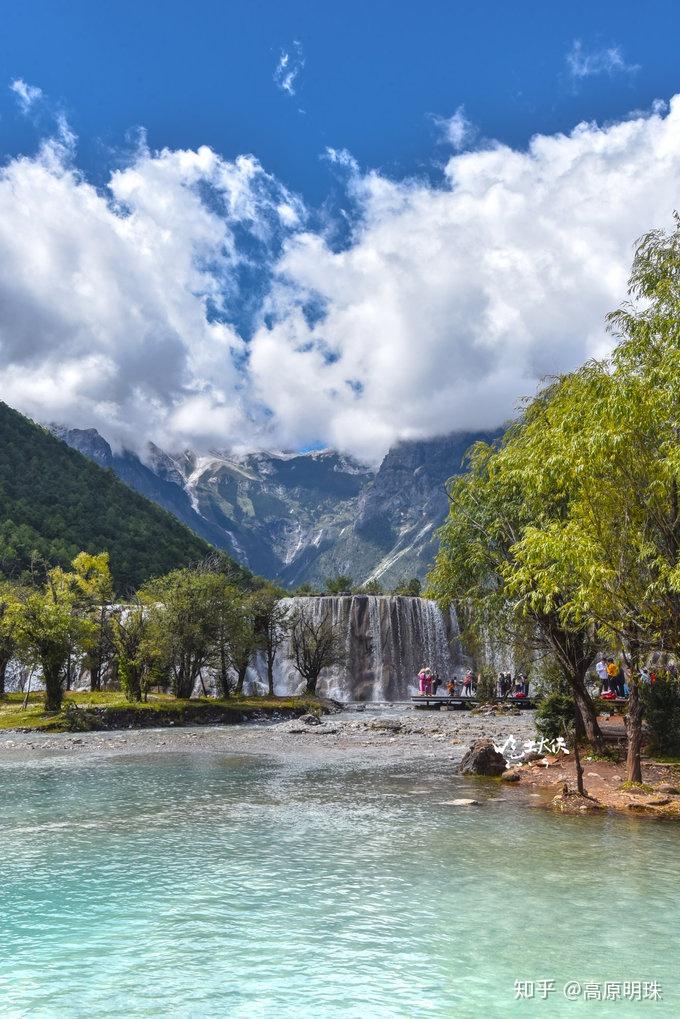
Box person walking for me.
[462,670,473,697]
[606,658,618,695]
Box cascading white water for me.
[248,594,468,702]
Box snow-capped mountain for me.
[53,426,499,587]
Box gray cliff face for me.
[54,427,499,588]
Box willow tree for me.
[429,435,603,745]
[508,220,680,781]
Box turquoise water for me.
[0,749,678,1018]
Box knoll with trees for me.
[429,217,680,782]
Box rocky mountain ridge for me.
[54,426,500,588]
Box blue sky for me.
[0,1,679,460]
[1,0,675,203]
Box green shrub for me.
[536,692,574,741]
[475,666,497,704]
[641,677,680,754]
[62,702,93,732]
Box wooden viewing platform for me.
[410,695,536,710]
[410,695,628,711]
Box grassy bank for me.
[0,691,327,733]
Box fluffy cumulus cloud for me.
[249,97,680,460]
[0,126,301,453]
[1,92,680,462]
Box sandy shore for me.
[510,752,680,819]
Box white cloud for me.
[0,125,301,455]
[432,106,475,150]
[1,94,680,463]
[9,78,43,113]
[274,41,304,96]
[567,40,640,79]
[248,97,680,461]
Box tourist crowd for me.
[416,667,530,699]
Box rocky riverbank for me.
[0,705,536,766]
[2,704,674,821]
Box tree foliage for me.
[430,216,680,778]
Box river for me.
[0,742,677,1017]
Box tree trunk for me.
[0,657,7,698]
[571,671,603,747]
[267,651,274,697]
[236,662,248,695]
[218,644,230,699]
[305,673,318,695]
[626,681,643,783]
[573,701,586,796]
[43,665,64,713]
[90,658,101,692]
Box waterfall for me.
[3,595,468,704]
[250,595,468,703]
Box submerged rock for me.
[441,798,480,806]
[298,713,322,726]
[460,739,507,777]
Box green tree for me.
[393,578,422,597]
[142,567,228,700]
[110,599,159,702]
[71,551,115,692]
[506,220,680,780]
[11,565,95,711]
[325,574,353,595]
[223,592,261,695]
[0,580,28,696]
[429,438,602,744]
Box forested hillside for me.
[0,402,219,592]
